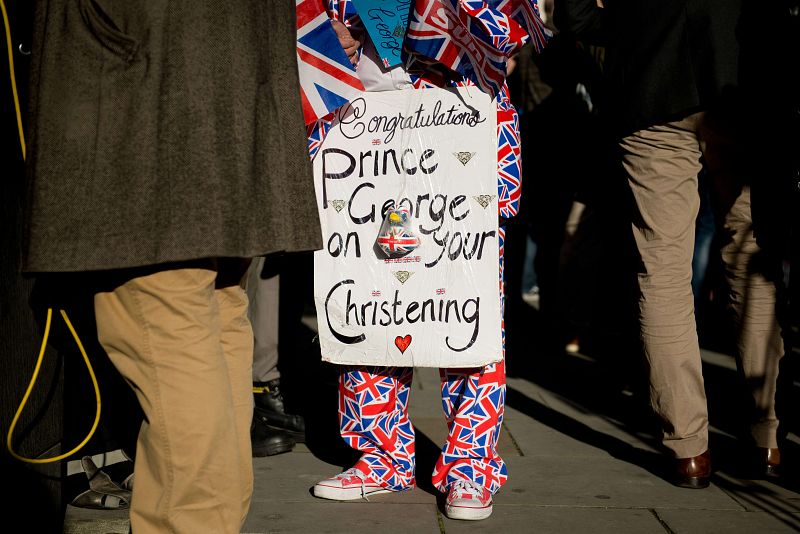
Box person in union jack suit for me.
[305,0,550,521]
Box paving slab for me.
[413,367,444,391]
[495,456,743,510]
[507,380,661,455]
[242,502,441,534]
[712,472,800,513]
[62,506,130,534]
[656,509,800,534]
[62,354,800,534]
[502,405,640,460]
[443,506,666,534]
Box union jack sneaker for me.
[313,468,393,501]
[445,480,493,521]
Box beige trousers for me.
[621,112,784,458]
[94,261,254,533]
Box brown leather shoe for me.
[673,450,711,489]
[756,447,781,479]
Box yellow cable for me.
[1,0,25,160]
[3,0,102,462]
[6,311,102,464]
[5,308,53,459]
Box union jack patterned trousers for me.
[338,231,508,495]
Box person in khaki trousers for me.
[23,1,321,532]
[555,0,785,488]
[94,260,256,531]
[620,111,784,486]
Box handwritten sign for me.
[351,0,411,68]
[312,88,502,368]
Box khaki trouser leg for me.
[701,118,784,449]
[624,111,785,457]
[718,189,783,447]
[216,281,256,521]
[622,113,709,459]
[94,264,253,534]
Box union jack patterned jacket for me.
[307,0,550,219]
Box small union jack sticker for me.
[436,288,446,295]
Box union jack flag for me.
[306,117,333,160]
[338,364,507,493]
[377,227,420,257]
[432,360,507,492]
[406,1,549,96]
[496,95,521,218]
[340,367,417,491]
[296,0,365,125]
[502,0,549,51]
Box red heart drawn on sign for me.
[395,335,412,354]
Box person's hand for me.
[507,56,517,76]
[331,19,361,67]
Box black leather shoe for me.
[253,379,306,442]
[251,414,295,457]
[673,450,711,489]
[756,447,781,479]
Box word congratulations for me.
[338,97,487,144]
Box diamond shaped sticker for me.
[453,152,476,166]
[393,271,413,284]
[331,200,346,213]
[473,195,495,209]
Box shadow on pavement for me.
[277,249,800,519]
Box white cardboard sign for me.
[313,87,501,368]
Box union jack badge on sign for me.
[377,226,421,258]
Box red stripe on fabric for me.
[296,0,324,29]
[297,47,364,90]
[300,87,316,125]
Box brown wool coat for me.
[24,0,322,272]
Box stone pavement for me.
[64,307,800,534]
[240,355,800,534]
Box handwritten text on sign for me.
[351,0,411,68]
[313,88,502,368]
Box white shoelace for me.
[449,479,484,501]
[336,468,372,500]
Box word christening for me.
[324,280,480,352]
